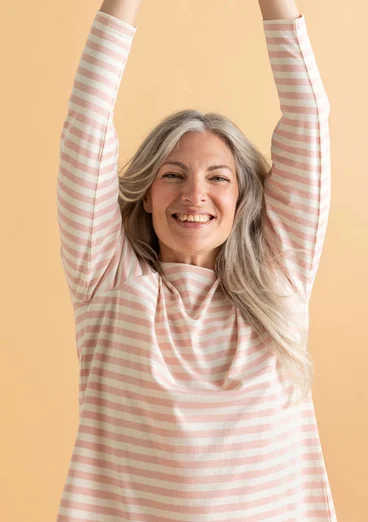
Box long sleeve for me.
[57,11,143,305]
[55,16,338,522]
[262,15,331,301]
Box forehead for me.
[165,131,235,169]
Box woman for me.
[56,0,336,520]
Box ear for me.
[143,194,152,214]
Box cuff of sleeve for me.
[263,13,305,29]
[96,10,137,39]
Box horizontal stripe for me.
[56,10,336,522]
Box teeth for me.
[175,214,212,223]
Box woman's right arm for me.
[100,0,142,26]
[57,7,144,305]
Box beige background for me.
[1,0,366,520]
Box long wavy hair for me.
[117,109,313,406]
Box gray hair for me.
[118,109,313,406]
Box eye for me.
[211,176,229,182]
[162,173,229,182]
[162,173,182,179]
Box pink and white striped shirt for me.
[56,10,336,521]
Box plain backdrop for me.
[1,1,367,521]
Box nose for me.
[180,177,208,204]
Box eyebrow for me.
[160,160,233,173]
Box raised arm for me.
[259,4,331,301]
[57,2,144,305]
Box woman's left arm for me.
[258,0,301,20]
[260,8,331,302]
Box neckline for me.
[160,261,217,275]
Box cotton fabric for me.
[56,10,336,521]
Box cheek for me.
[219,194,238,214]
[151,186,177,211]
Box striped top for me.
[56,10,336,522]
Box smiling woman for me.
[117,106,314,403]
[56,3,336,521]
[140,130,239,269]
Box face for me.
[143,130,239,270]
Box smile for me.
[171,214,216,229]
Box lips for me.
[171,214,215,228]
[172,214,215,222]
[172,213,215,219]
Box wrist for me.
[100,0,142,26]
